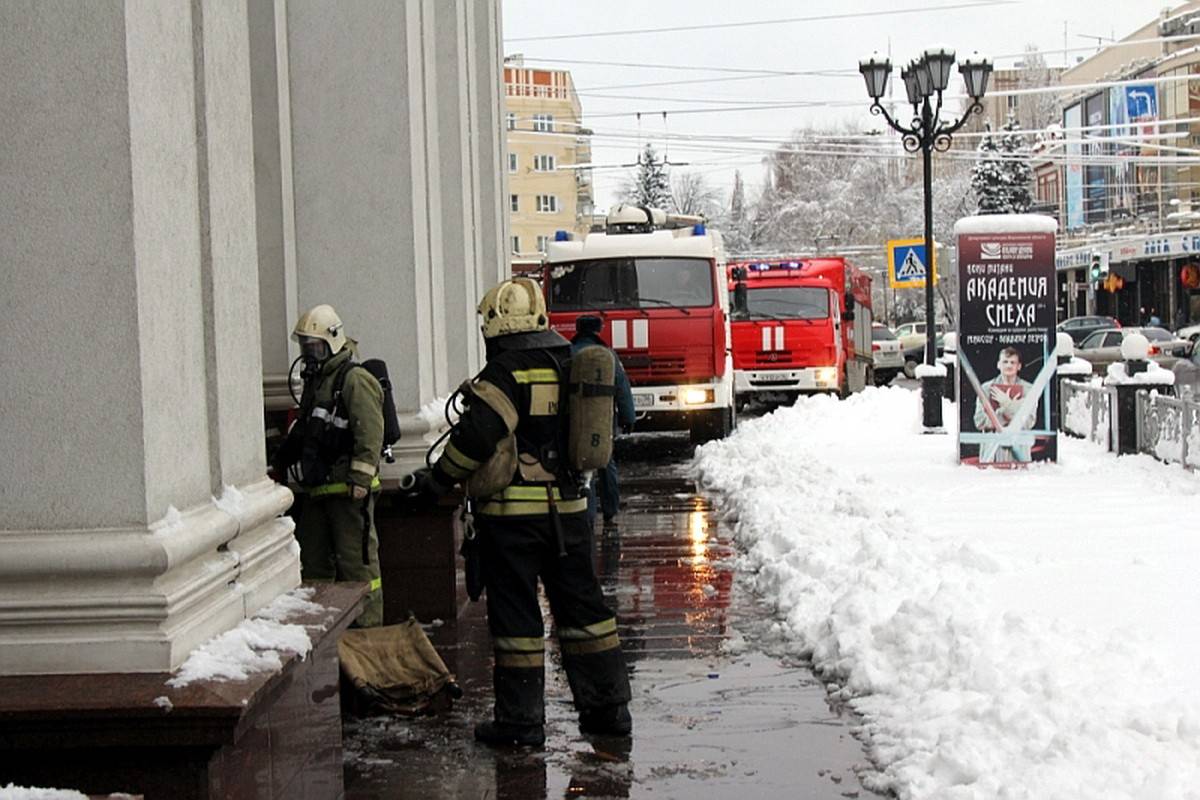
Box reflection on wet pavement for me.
[344,433,882,799]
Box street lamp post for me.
[858,47,992,429]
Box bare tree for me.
[670,171,723,218]
[1017,45,1060,133]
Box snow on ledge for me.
[0,786,88,800]
[1057,357,1093,376]
[914,363,947,378]
[166,587,325,688]
[954,213,1058,235]
[1103,360,1176,386]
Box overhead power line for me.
[503,1,1016,43]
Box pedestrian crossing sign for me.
[887,238,937,288]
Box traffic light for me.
[1089,252,1109,286]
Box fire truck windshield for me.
[733,286,829,320]
[548,257,713,311]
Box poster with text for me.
[956,222,1058,467]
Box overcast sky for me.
[502,0,1186,210]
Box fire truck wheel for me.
[689,407,734,445]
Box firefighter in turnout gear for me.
[420,278,632,747]
[272,304,385,627]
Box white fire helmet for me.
[291,304,347,355]
[477,278,548,339]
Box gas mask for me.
[299,336,331,368]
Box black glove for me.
[401,468,450,506]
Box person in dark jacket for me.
[570,316,635,529]
[415,279,632,748]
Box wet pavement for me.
[344,433,882,799]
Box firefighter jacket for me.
[432,330,587,517]
[274,344,384,496]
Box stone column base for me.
[0,582,364,800]
[0,479,300,675]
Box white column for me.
[0,0,299,675]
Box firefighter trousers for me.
[295,493,382,627]
[478,511,631,729]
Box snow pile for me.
[694,389,1200,799]
[1056,356,1093,376]
[214,484,246,517]
[1105,360,1176,386]
[0,787,87,800]
[166,589,320,688]
[151,505,185,537]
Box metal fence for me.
[1060,380,1116,452]
[1136,390,1200,469]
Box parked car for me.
[1057,315,1121,345]
[1176,321,1200,343]
[871,324,904,385]
[902,335,945,379]
[894,321,946,352]
[1076,326,1191,374]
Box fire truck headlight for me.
[815,367,838,384]
[683,388,712,405]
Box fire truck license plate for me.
[756,373,792,383]
[633,393,654,408]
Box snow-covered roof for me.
[954,214,1058,235]
[546,228,723,262]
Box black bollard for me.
[921,374,945,429]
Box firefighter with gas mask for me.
[414,278,632,747]
[272,304,385,627]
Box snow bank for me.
[166,588,322,688]
[694,389,1200,799]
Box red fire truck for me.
[542,206,735,444]
[727,257,874,403]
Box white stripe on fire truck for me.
[761,327,771,351]
[632,319,648,349]
[611,319,628,349]
[774,326,784,351]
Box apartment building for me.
[503,58,593,271]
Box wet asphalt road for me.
[343,432,882,799]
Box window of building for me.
[508,152,517,173]
[536,235,550,253]
[506,112,516,131]
[511,236,520,254]
[533,114,555,132]
[533,154,556,172]
[536,194,558,213]
[510,194,519,212]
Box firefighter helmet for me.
[477,278,548,339]
[292,304,347,355]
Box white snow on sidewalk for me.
[694,388,1200,800]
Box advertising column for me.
[955,215,1059,466]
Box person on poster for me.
[973,347,1036,463]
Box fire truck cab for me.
[728,257,873,402]
[543,206,736,444]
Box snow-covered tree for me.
[972,122,1007,214]
[670,171,723,219]
[972,116,1034,214]
[620,143,671,209]
[722,170,751,254]
[1000,117,1033,213]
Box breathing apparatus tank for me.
[566,345,616,471]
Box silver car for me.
[1076,326,1191,374]
[871,324,903,385]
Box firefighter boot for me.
[473,720,546,747]
[476,663,545,748]
[579,703,632,736]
